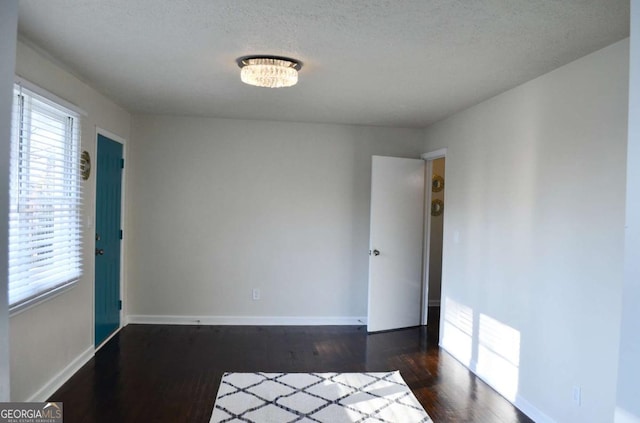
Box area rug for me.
[210,371,433,423]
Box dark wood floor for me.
[50,308,533,423]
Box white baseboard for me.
[26,345,94,402]
[126,314,368,326]
[445,355,556,423]
[515,394,556,423]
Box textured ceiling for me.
[18,0,629,128]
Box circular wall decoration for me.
[431,199,444,216]
[80,150,91,181]
[432,174,444,192]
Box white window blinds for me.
[8,82,82,311]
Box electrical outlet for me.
[572,386,581,406]
[252,288,260,301]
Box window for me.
[8,81,82,312]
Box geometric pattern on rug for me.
[210,371,433,423]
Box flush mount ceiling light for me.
[237,55,302,88]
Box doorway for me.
[94,133,124,347]
[421,150,447,340]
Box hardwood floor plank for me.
[49,310,533,423]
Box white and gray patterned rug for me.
[210,371,433,423]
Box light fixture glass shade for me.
[239,57,300,88]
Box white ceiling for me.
[18,0,629,128]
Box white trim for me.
[421,148,447,326]
[439,351,556,423]
[126,315,368,326]
[514,394,557,423]
[15,75,87,116]
[96,127,127,145]
[9,282,76,318]
[421,148,447,161]
[473,358,557,423]
[421,160,434,325]
[97,128,127,331]
[26,346,94,402]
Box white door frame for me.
[93,127,127,351]
[420,148,447,325]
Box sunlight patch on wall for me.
[476,313,521,402]
[441,297,474,366]
[615,407,640,423]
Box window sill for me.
[9,281,78,318]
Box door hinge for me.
[121,158,125,169]
[118,300,122,310]
[119,229,123,240]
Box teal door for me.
[95,134,123,346]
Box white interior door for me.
[367,156,425,332]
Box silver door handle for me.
[95,248,104,256]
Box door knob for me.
[95,248,104,256]
[373,249,380,256]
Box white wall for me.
[0,0,18,402]
[127,116,424,323]
[615,2,640,422]
[424,40,628,423]
[10,40,131,401]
